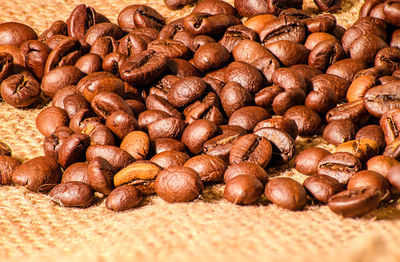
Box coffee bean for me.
[295,147,331,176]
[303,175,342,203]
[326,58,368,82]
[272,68,307,92]
[106,184,143,211]
[260,16,306,45]
[265,177,307,211]
[203,133,242,162]
[152,138,186,154]
[166,58,201,77]
[384,136,400,160]
[367,155,399,178]
[167,77,207,108]
[224,162,268,185]
[148,117,187,140]
[105,110,138,140]
[317,152,362,184]
[348,170,389,196]
[229,134,272,168]
[61,162,89,184]
[193,42,230,72]
[1,71,40,108]
[43,126,74,160]
[120,131,150,160]
[52,86,77,109]
[90,36,119,59]
[224,174,263,205]
[346,75,377,103]
[309,40,345,72]
[225,61,264,95]
[87,157,115,195]
[380,109,400,145]
[375,47,400,74]
[326,100,370,126]
[36,107,69,138]
[265,40,309,67]
[184,155,227,183]
[58,133,91,169]
[273,88,306,115]
[323,120,358,146]
[312,74,350,101]
[0,52,13,83]
[125,99,146,117]
[350,34,388,64]
[150,150,190,169]
[232,39,275,65]
[138,110,170,130]
[38,20,67,42]
[20,40,51,80]
[41,66,84,98]
[49,181,94,208]
[220,25,259,52]
[75,53,102,75]
[384,0,400,27]
[336,138,379,163]
[253,117,298,140]
[328,186,382,217]
[145,95,183,119]
[303,14,336,33]
[81,121,115,146]
[356,125,386,151]
[388,164,400,190]
[45,37,82,74]
[91,91,133,119]
[0,142,12,156]
[181,119,218,154]
[155,166,203,203]
[229,106,270,132]
[86,145,135,172]
[359,0,384,17]
[254,127,295,165]
[184,100,225,125]
[12,156,62,192]
[283,106,321,136]
[63,94,91,119]
[0,22,37,47]
[254,86,284,112]
[364,82,400,118]
[192,0,238,16]
[184,13,240,37]
[220,82,252,118]
[0,155,20,185]
[279,8,310,19]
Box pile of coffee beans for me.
[1,0,400,218]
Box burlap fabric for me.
[1,0,400,261]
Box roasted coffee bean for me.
[74,53,102,75]
[279,8,310,19]
[61,162,89,184]
[167,77,207,108]
[348,170,389,196]
[148,117,187,140]
[138,110,170,130]
[0,155,20,185]
[90,36,119,59]
[63,94,91,119]
[84,23,124,47]
[52,86,78,109]
[326,58,368,82]
[273,88,306,115]
[349,34,388,65]
[20,40,51,80]
[148,39,189,59]
[0,52,13,82]
[105,110,138,140]
[86,145,135,171]
[36,107,69,138]
[391,29,400,49]
[295,147,331,176]
[45,37,82,74]
[183,13,240,37]
[132,5,165,31]
[323,120,358,146]
[106,184,143,211]
[166,58,201,77]
[0,22,37,47]
[58,133,90,169]
[192,0,238,16]
[185,100,225,125]
[203,133,242,162]
[193,42,230,72]
[364,82,400,118]
[232,39,275,65]
[367,155,399,178]
[311,74,349,101]
[152,138,186,154]
[265,40,309,67]
[114,161,162,194]
[224,174,263,205]
[313,0,342,11]
[346,75,377,103]
[283,106,321,136]
[229,134,272,168]
[260,16,306,45]
[328,186,382,217]
[120,131,150,160]
[117,33,146,57]
[117,5,141,30]
[254,127,295,165]
[181,119,218,154]
[305,85,336,114]
[380,109,400,145]
[303,175,342,203]
[336,138,379,163]
[38,20,67,42]
[305,32,338,51]
[145,94,183,119]
[254,117,298,140]
[155,166,203,203]
[125,99,146,117]
[150,150,190,169]
[0,45,24,67]
[87,157,115,195]
[184,155,226,183]
[91,91,133,119]
[49,181,94,208]
[81,121,115,146]
[290,64,323,88]
[119,49,168,86]
[384,0,400,27]
[77,72,124,103]
[317,152,362,184]
[303,14,336,33]
[228,106,270,132]
[44,35,69,50]
[1,71,40,108]
[265,177,307,211]
[384,137,400,160]
[326,100,370,126]
[12,156,62,192]
[220,25,259,52]
[0,142,12,156]
[271,68,307,92]
[164,0,196,10]
[43,126,74,160]
[374,47,400,74]
[359,0,384,17]
[309,40,345,72]
[69,109,102,133]
[41,65,84,98]
[225,62,264,94]
[388,164,400,190]
[356,125,385,151]
[220,82,252,117]
[254,86,283,110]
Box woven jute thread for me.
[1,0,400,261]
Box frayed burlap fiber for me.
[1,0,400,261]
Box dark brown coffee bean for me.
[305,32,338,51]
[49,181,94,208]
[152,138,186,154]
[62,162,89,184]
[90,36,119,59]
[283,106,321,136]
[43,126,74,160]
[384,137,400,160]
[254,86,283,110]
[74,53,102,75]
[229,134,272,168]
[295,147,331,176]
[81,121,115,146]
[69,109,102,133]
[253,117,298,140]
[203,133,242,162]
[384,0,400,27]
[265,40,309,67]
[359,0,385,17]
[184,155,227,183]
[184,101,225,126]
[36,107,69,138]
[232,39,275,65]
[20,40,51,80]
[0,45,24,67]
[44,37,82,74]
[63,94,91,119]
[38,20,67,42]
[120,131,150,161]
[105,110,138,140]
[43,35,69,50]
[374,47,400,74]
[220,25,259,52]
[346,75,377,103]
[312,74,350,101]
[0,22,37,47]
[271,68,307,92]
[350,34,388,65]
[323,120,358,146]
[265,177,307,211]
[228,106,270,132]
[138,110,169,130]
[58,133,90,169]
[220,82,252,117]
[181,119,218,154]
[0,52,13,83]
[224,174,263,205]
[348,170,389,196]
[150,150,189,169]
[52,87,77,109]
[367,155,399,178]
[12,156,62,192]
[41,65,84,98]
[356,125,386,151]
[84,23,124,47]
[193,42,230,72]
[303,14,336,33]
[273,88,306,115]
[133,5,166,31]
[184,13,240,37]
[313,0,341,11]
[317,152,362,184]
[326,58,368,82]
[191,0,237,16]
[86,145,135,172]
[119,50,168,87]
[167,77,207,108]
[148,117,187,141]
[148,39,189,59]
[279,8,310,19]
[91,91,133,119]
[388,164,400,190]
[226,62,264,95]
[328,186,382,217]
[254,127,295,165]
[260,16,306,45]
[155,166,203,203]
[117,5,141,30]
[380,109,400,145]
[0,155,20,185]
[146,94,183,119]
[78,72,124,102]
[336,139,379,163]
[304,175,342,203]
[364,82,400,118]
[224,162,268,185]
[106,184,143,211]
[87,157,115,195]
[1,71,40,108]
[166,58,201,77]
[309,40,345,72]
[326,100,370,126]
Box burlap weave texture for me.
[1,0,400,261]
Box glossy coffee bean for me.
[184,155,227,183]
[220,82,252,118]
[49,181,94,208]
[326,58,368,82]
[295,147,331,176]
[41,65,84,98]
[81,121,115,146]
[283,106,321,136]
[265,40,308,67]
[86,145,135,172]
[12,156,62,192]
[38,20,67,42]
[384,137,400,160]
[253,117,298,140]
[150,150,190,169]
[0,52,13,83]
[36,107,69,138]
[224,162,268,185]
[317,152,362,184]
[271,68,307,92]
[356,125,386,151]
[44,37,82,74]
[120,131,150,160]
[220,25,259,52]
[61,162,89,184]
[20,40,51,80]
[384,0,400,27]
[74,53,102,75]
[181,119,218,154]
[193,42,230,72]
[380,109,400,145]
[364,82,400,118]
[184,13,240,38]
[228,106,270,132]
[273,88,306,115]
[43,126,74,160]
[346,75,377,103]
[63,94,91,119]
[367,155,399,178]
[152,138,186,154]
[148,117,187,140]
[203,133,242,162]
[224,175,263,205]
[326,100,370,126]
[105,110,138,140]
[192,0,238,16]
[106,185,143,211]
[0,156,20,185]
[155,166,203,203]
[0,22,37,47]
[348,170,389,195]
[323,120,358,146]
[265,177,307,211]
[138,110,170,130]
[88,157,115,195]
[303,175,342,203]
[229,134,272,168]
[167,77,207,108]
[225,61,264,94]
[1,72,40,108]
[328,186,382,217]
[58,133,91,169]
[309,40,345,71]
[336,139,379,163]
[260,16,306,45]
[388,164,400,190]
[91,91,133,119]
